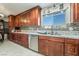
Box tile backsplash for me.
[20,25,79,35]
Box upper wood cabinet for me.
[8,6,41,27]
[19,6,41,26]
[8,15,15,32]
[22,12,31,26]
[71,3,79,22]
[15,15,21,27]
[30,7,41,26]
[8,15,15,27]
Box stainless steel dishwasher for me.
[28,34,38,52]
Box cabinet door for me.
[20,13,30,26]
[8,15,15,27]
[13,33,19,43]
[8,15,15,32]
[29,7,41,26]
[38,39,48,55]
[47,40,64,56]
[65,38,79,56]
[9,33,14,41]
[20,34,28,48]
[20,14,25,26]
[72,3,79,22]
[34,7,41,26]
[18,6,41,26]
[15,15,20,27]
[38,36,48,55]
[10,33,18,43]
[65,43,78,56]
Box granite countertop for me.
[11,31,79,39]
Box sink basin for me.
[37,32,47,34]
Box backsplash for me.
[53,30,79,35]
[20,25,79,35]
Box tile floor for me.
[0,39,43,56]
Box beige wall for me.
[64,3,71,24]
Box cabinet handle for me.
[70,48,75,53]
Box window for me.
[42,14,53,26]
[42,11,65,26]
[53,11,65,26]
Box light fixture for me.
[0,13,4,19]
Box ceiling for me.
[0,3,53,16]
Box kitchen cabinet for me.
[9,33,15,41]
[38,36,79,56]
[38,36,64,56]
[65,44,78,56]
[30,8,38,26]
[38,36,48,55]
[20,11,31,26]
[72,3,79,22]
[11,33,21,43]
[15,15,21,27]
[19,6,41,26]
[8,15,15,40]
[8,15,15,32]
[20,34,28,48]
[65,38,79,56]
[10,33,79,56]
[47,38,64,56]
[11,33,28,48]
[8,6,41,27]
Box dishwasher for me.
[28,34,38,52]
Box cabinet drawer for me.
[48,37,65,43]
[39,36,49,40]
[65,43,78,56]
[65,38,79,44]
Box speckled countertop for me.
[11,31,79,39]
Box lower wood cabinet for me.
[38,36,48,55]
[20,34,28,48]
[38,36,79,56]
[38,36,64,56]
[65,39,79,56]
[47,40,64,56]
[10,34,79,56]
[10,33,28,48]
[65,44,78,56]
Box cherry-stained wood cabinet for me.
[20,34,28,48]
[8,15,15,32]
[65,38,79,56]
[47,38,64,56]
[31,7,41,26]
[15,15,21,27]
[8,6,41,27]
[65,44,78,56]
[8,15,15,40]
[38,36,79,56]
[10,33,21,43]
[38,36,64,56]
[19,6,41,26]
[10,33,28,48]
[38,36,48,55]
[22,12,31,26]
[71,3,79,22]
